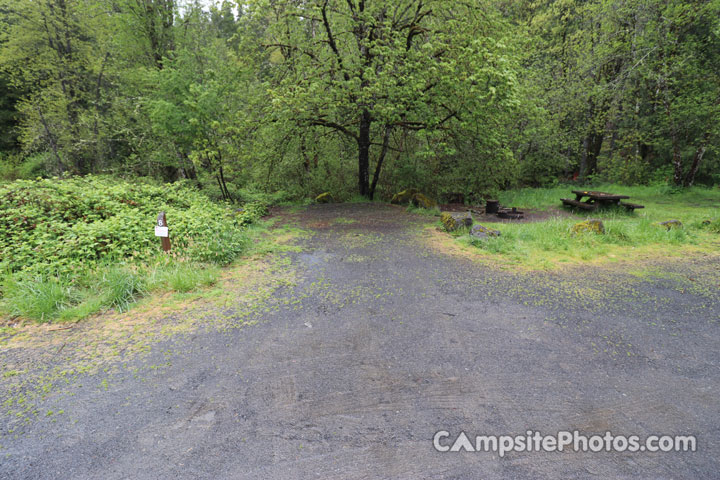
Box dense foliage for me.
[0,175,268,321]
[0,176,261,276]
[0,0,718,199]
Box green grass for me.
[499,183,719,220]
[149,262,220,293]
[455,183,720,269]
[407,204,441,216]
[1,259,223,323]
[1,275,78,322]
[95,267,147,312]
[702,218,720,233]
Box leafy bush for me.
[0,176,268,321]
[0,175,264,275]
[0,152,50,181]
[237,201,269,226]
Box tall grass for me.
[95,267,147,312]
[1,275,77,322]
[147,262,220,293]
[457,216,698,268]
[1,259,222,322]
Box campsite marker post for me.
[155,211,171,252]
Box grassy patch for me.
[1,261,218,323]
[407,204,441,217]
[442,184,720,269]
[499,184,719,219]
[1,275,78,322]
[154,263,220,293]
[94,267,148,312]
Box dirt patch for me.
[439,204,575,223]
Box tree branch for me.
[309,118,358,140]
[320,0,350,82]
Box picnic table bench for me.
[561,190,644,212]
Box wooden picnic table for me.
[573,190,629,203]
[561,190,644,212]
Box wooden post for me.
[155,211,171,252]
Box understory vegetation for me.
[0,176,267,322]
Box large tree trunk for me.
[369,124,392,200]
[357,109,371,197]
[684,132,710,187]
[579,133,603,180]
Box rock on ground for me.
[656,219,683,230]
[571,219,605,235]
[470,224,501,240]
[410,193,437,209]
[440,211,473,232]
[315,192,334,203]
[390,188,420,205]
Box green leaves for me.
[250,0,521,196]
[0,176,263,276]
[512,0,720,186]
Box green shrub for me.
[0,175,261,275]
[0,152,50,181]
[0,176,267,322]
[237,201,269,226]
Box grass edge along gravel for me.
[0,175,272,323]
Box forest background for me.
[0,0,718,202]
